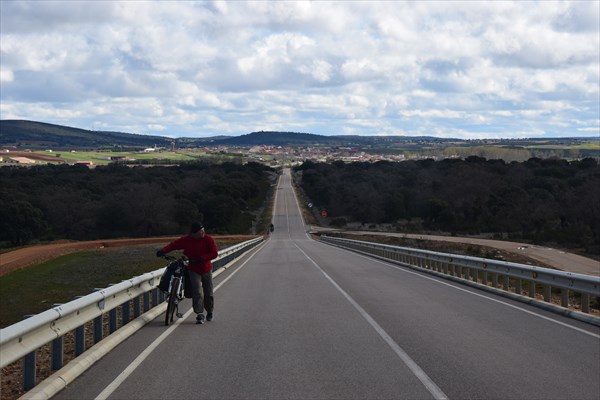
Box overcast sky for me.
[1,1,599,139]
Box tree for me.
[0,193,46,245]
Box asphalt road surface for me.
[54,168,600,400]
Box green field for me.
[38,149,214,165]
[525,142,600,150]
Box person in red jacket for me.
[157,222,218,324]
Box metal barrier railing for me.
[0,236,264,390]
[321,235,600,325]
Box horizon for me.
[4,119,599,142]
[1,1,599,140]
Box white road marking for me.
[94,241,268,400]
[294,243,449,400]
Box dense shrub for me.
[295,158,600,255]
[0,162,275,247]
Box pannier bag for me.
[183,268,193,298]
[158,262,192,297]
[158,262,177,292]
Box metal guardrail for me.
[321,235,600,325]
[0,237,264,383]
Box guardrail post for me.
[561,288,569,308]
[51,304,63,370]
[544,285,551,302]
[72,296,86,356]
[74,324,85,356]
[109,308,117,334]
[516,279,522,295]
[529,281,536,298]
[22,315,36,391]
[51,335,63,370]
[152,288,159,307]
[94,288,104,343]
[503,275,509,291]
[581,293,590,313]
[144,292,150,312]
[491,273,498,288]
[122,301,130,325]
[134,296,141,318]
[94,315,103,344]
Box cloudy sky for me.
[1,1,599,139]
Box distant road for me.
[311,228,600,277]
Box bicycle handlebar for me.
[159,253,188,262]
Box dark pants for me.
[188,270,213,315]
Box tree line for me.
[294,157,600,256]
[0,162,276,248]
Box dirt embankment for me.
[0,235,256,277]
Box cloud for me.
[0,1,598,138]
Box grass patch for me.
[30,149,223,165]
[0,239,242,328]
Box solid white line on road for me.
[355,250,600,340]
[94,241,268,400]
[294,243,449,400]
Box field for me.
[3,149,241,166]
[45,149,213,165]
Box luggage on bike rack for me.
[183,268,193,298]
[158,262,177,292]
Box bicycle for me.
[160,255,188,326]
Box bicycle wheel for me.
[165,277,180,326]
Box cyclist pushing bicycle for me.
[157,221,218,324]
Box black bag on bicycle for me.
[183,268,193,298]
[158,264,175,292]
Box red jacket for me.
[162,234,218,274]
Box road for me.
[54,168,600,400]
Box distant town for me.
[207,144,410,165]
[2,138,600,168]
[0,144,408,167]
[1,120,598,166]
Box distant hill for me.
[1,121,355,148]
[3,120,596,155]
[218,131,338,146]
[1,120,440,149]
[0,120,174,149]
[217,130,451,147]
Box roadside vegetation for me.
[295,157,600,257]
[0,162,278,248]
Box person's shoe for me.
[206,312,213,321]
[196,314,205,324]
